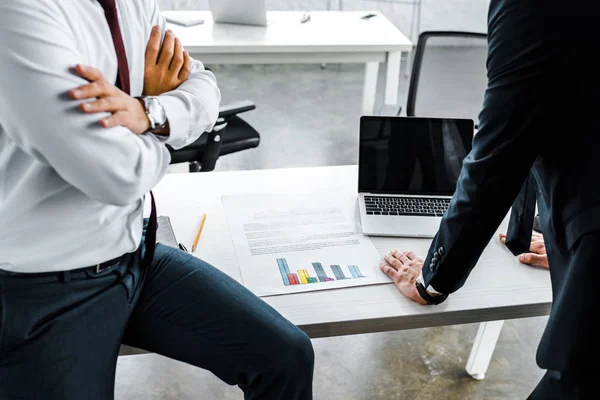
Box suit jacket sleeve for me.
[422,0,560,294]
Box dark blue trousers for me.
[0,243,314,399]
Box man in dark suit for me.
[380,0,598,397]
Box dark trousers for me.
[528,229,600,399]
[0,243,314,399]
[529,370,595,400]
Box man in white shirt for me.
[0,1,314,399]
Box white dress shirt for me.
[0,0,221,272]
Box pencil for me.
[191,213,206,253]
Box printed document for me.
[223,194,392,296]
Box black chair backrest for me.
[407,31,488,126]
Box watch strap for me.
[416,281,448,305]
[138,96,167,131]
[136,97,156,130]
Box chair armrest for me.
[219,100,256,119]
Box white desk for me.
[152,166,552,379]
[164,11,413,115]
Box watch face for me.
[147,97,167,127]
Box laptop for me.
[358,116,474,237]
[209,0,268,26]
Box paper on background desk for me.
[223,194,392,297]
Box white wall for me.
[158,0,490,39]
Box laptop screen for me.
[358,116,474,195]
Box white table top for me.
[164,11,413,54]
[153,166,552,338]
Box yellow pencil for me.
[191,213,207,253]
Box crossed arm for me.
[0,1,219,206]
[69,26,194,136]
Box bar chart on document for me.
[277,258,365,287]
[223,194,392,297]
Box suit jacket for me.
[421,0,599,371]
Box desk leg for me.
[384,51,401,107]
[466,320,504,380]
[362,62,379,115]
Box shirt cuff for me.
[418,272,443,295]
[157,94,190,147]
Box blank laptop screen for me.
[358,116,474,195]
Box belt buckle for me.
[95,263,112,274]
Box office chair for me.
[396,32,547,232]
[167,100,260,172]
[383,31,488,128]
[407,31,488,125]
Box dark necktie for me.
[97,0,157,264]
[97,0,131,94]
[504,172,537,256]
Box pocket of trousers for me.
[120,250,145,306]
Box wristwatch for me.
[138,96,167,132]
[416,274,448,305]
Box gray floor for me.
[118,318,547,399]
[117,59,549,399]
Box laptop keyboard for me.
[364,196,451,217]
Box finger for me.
[530,241,546,254]
[531,237,545,245]
[179,50,192,81]
[390,250,408,261]
[100,111,125,128]
[398,253,410,264]
[145,25,162,65]
[169,38,185,72]
[531,235,544,242]
[79,96,126,114]
[518,253,549,269]
[384,253,403,270]
[380,263,411,286]
[390,250,410,263]
[158,29,176,66]
[72,64,104,82]
[404,251,420,261]
[70,80,112,100]
[532,232,544,239]
[380,263,400,281]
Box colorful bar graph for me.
[312,262,332,282]
[287,273,300,285]
[298,269,309,284]
[277,258,291,286]
[331,265,347,280]
[349,265,364,278]
[276,258,365,287]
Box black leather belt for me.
[0,255,126,278]
[90,255,124,274]
[1,193,157,279]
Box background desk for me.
[151,165,552,379]
[165,11,413,115]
